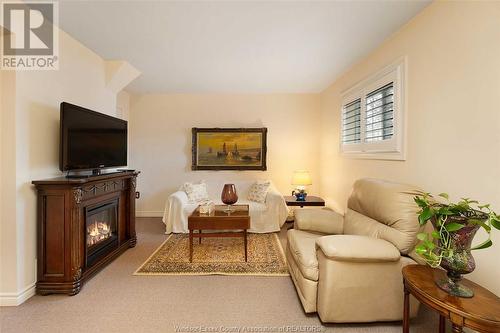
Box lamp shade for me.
[291,170,312,186]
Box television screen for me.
[60,102,127,171]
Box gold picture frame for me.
[191,128,267,171]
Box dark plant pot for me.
[221,184,238,212]
[431,213,485,298]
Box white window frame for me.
[340,57,407,160]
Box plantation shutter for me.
[342,98,361,144]
[365,82,394,142]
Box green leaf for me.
[448,205,464,214]
[438,207,453,216]
[414,196,427,208]
[419,207,434,225]
[417,233,427,241]
[445,222,465,232]
[469,219,491,232]
[478,204,490,210]
[491,219,500,231]
[424,240,436,250]
[471,239,493,250]
[438,193,449,200]
[431,231,441,239]
[415,245,427,255]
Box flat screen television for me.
[60,102,127,173]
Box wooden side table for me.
[284,195,326,228]
[402,265,500,333]
[284,195,325,208]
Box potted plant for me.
[414,192,500,297]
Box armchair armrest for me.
[315,235,401,263]
[294,208,344,235]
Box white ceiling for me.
[59,1,430,94]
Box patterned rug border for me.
[133,233,289,277]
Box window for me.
[365,83,393,142]
[340,58,406,160]
[341,98,361,144]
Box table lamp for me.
[291,170,312,201]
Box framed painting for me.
[192,128,267,171]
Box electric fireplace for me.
[86,200,119,266]
[33,171,138,295]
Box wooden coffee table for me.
[403,265,500,333]
[187,204,250,262]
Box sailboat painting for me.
[192,128,267,170]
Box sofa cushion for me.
[346,178,422,254]
[287,229,321,281]
[183,181,209,203]
[247,181,271,203]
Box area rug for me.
[134,233,289,276]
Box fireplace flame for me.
[87,220,112,246]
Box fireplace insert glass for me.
[86,201,118,266]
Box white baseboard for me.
[0,283,36,306]
[136,211,163,218]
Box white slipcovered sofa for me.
[162,180,288,234]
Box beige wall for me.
[0,65,18,297]
[117,90,131,121]
[129,94,321,215]
[1,29,120,304]
[319,1,500,294]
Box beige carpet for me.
[135,233,288,276]
[0,218,440,333]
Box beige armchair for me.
[286,178,423,323]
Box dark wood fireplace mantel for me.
[32,171,139,295]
